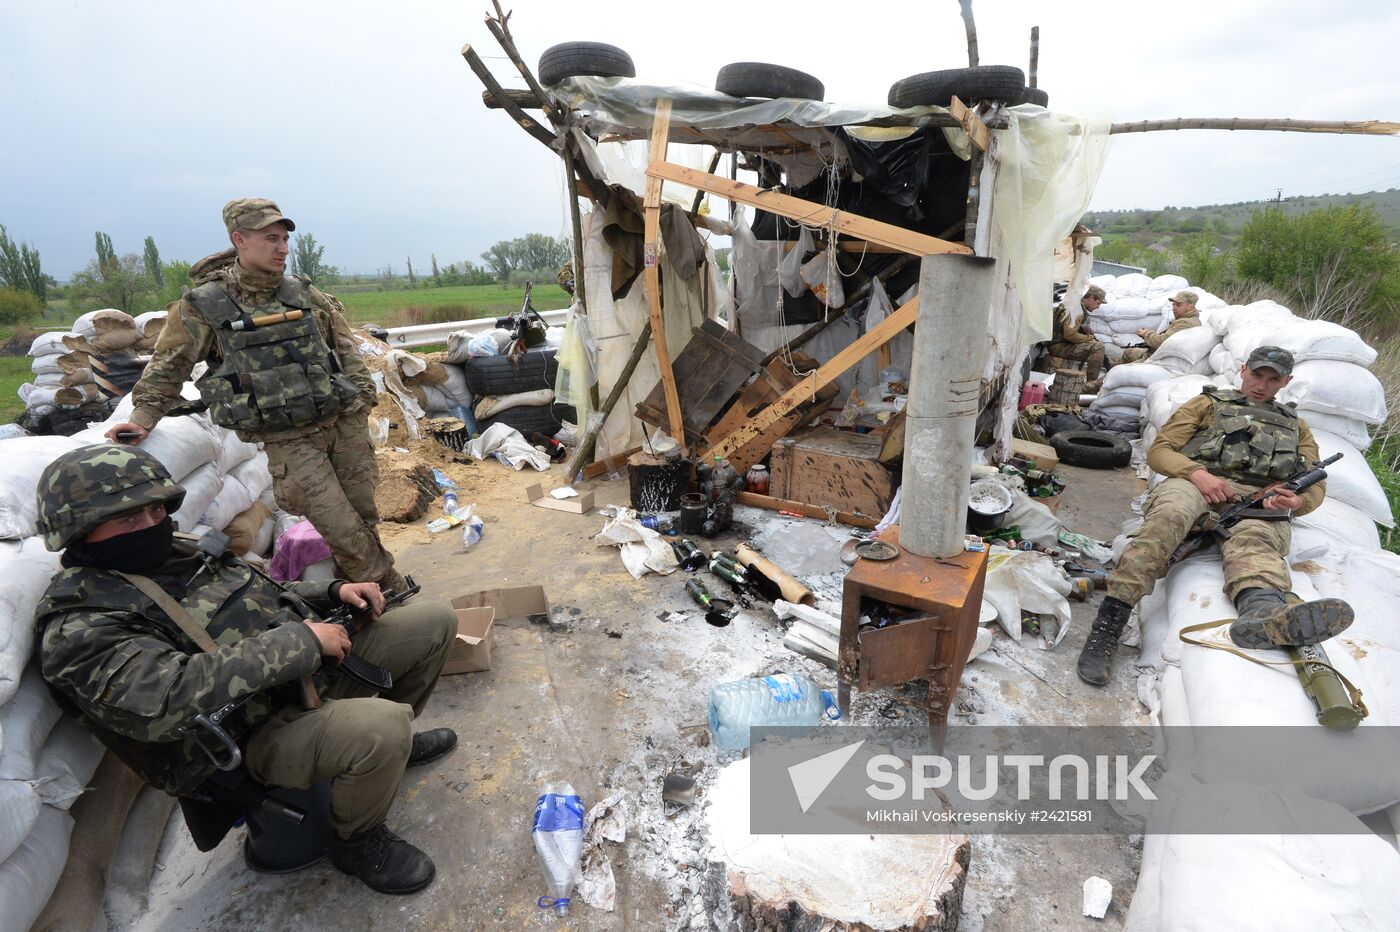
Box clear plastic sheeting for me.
[552,76,969,160]
[992,106,1112,343]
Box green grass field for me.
[332,283,571,326]
[0,356,29,424]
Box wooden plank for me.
[705,297,919,463]
[636,320,766,445]
[948,96,991,152]
[735,491,878,530]
[644,100,685,442]
[705,353,836,474]
[581,446,642,480]
[646,162,973,257]
[769,427,896,520]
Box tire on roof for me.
[538,42,636,86]
[887,65,1027,108]
[715,62,825,101]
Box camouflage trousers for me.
[1118,346,1152,364]
[263,410,397,586]
[1047,339,1104,380]
[244,598,457,837]
[1106,477,1293,606]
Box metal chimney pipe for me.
[900,254,997,558]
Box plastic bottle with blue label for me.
[532,782,584,915]
[707,673,840,751]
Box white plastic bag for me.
[980,548,1072,643]
[780,227,814,298]
[800,248,845,308]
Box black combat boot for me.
[407,728,457,767]
[1229,588,1354,650]
[1077,596,1133,687]
[330,823,436,894]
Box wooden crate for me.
[635,319,766,446]
[769,426,897,521]
[705,352,838,474]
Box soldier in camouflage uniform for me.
[1119,290,1203,364]
[1077,346,1354,686]
[34,444,459,894]
[1046,284,1107,382]
[105,197,405,591]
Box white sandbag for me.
[1126,784,1400,932]
[438,363,473,409]
[251,515,277,558]
[167,462,222,534]
[1206,342,1233,375]
[1185,288,1226,311]
[33,717,105,810]
[1310,430,1392,526]
[1299,409,1370,451]
[0,781,41,866]
[1281,360,1388,424]
[26,333,71,357]
[473,388,554,419]
[228,452,271,502]
[1221,299,1296,335]
[0,542,63,708]
[0,665,63,782]
[1101,363,1172,393]
[28,354,63,377]
[29,371,62,390]
[70,414,221,483]
[202,474,257,533]
[0,806,75,932]
[1142,375,1214,431]
[1150,274,1189,294]
[1089,387,1147,414]
[1104,272,1153,297]
[214,433,260,474]
[1265,317,1377,367]
[1294,498,1382,553]
[133,311,166,337]
[419,383,459,416]
[1148,326,1220,374]
[0,436,87,540]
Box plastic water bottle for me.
[708,673,840,751]
[460,504,484,549]
[443,491,459,516]
[532,782,584,915]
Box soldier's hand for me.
[1189,469,1237,505]
[104,422,148,445]
[1263,487,1302,511]
[337,581,385,618]
[305,621,351,662]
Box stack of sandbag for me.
[401,352,473,416]
[1085,273,1226,363]
[133,310,167,352]
[1088,363,1174,422]
[18,331,113,435]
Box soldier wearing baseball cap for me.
[106,198,409,593]
[1121,289,1204,364]
[1077,342,1349,688]
[1046,284,1109,383]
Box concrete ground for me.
[129,453,1149,932]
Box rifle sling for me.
[117,571,220,653]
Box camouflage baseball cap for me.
[1171,290,1198,305]
[36,444,186,551]
[1083,285,1107,301]
[222,197,296,234]
[1246,345,1295,376]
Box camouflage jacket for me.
[1142,310,1201,350]
[1051,302,1097,346]
[129,262,374,443]
[36,539,336,795]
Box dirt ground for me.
[128,453,1149,932]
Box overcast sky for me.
[3,0,1398,280]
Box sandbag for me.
[419,383,459,415]
[0,543,64,707]
[439,363,473,409]
[1150,273,1189,293]
[29,354,63,377]
[133,310,167,338]
[224,501,274,557]
[1148,326,1220,375]
[1101,363,1171,393]
[33,717,105,810]
[26,333,71,357]
[0,436,87,540]
[167,462,222,533]
[1294,498,1382,553]
[202,473,257,533]
[0,806,75,932]
[474,388,554,419]
[1282,360,1388,425]
[0,665,64,783]
[0,781,41,867]
[228,452,271,501]
[1142,375,1214,431]
[72,309,134,337]
[1311,430,1392,526]
[1298,409,1370,451]
[214,432,261,474]
[1268,317,1377,367]
[72,413,221,483]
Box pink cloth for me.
[267,520,333,582]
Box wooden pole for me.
[562,136,588,315]
[958,0,979,68]
[562,322,652,481]
[1029,26,1040,88]
[643,100,686,442]
[1109,117,1400,136]
[484,1,563,126]
[690,151,722,217]
[460,44,558,149]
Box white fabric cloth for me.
[463,422,551,471]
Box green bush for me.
[0,287,43,325]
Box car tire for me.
[888,65,1027,108]
[1050,430,1133,470]
[1020,86,1049,107]
[480,403,576,437]
[464,349,558,396]
[538,42,636,86]
[715,62,825,100]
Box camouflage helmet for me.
[35,444,186,551]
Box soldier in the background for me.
[1077,347,1353,686]
[1119,290,1203,364]
[33,445,457,894]
[1046,284,1107,387]
[106,197,406,591]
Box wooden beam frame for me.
[645,162,973,257]
[949,96,991,152]
[705,297,919,462]
[643,101,686,441]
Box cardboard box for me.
[442,585,550,675]
[1010,437,1059,471]
[526,483,595,515]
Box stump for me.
[374,462,438,523]
[1047,368,1086,408]
[707,759,970,931]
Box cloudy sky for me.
[3,0,1398,280]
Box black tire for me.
[538,42,636,86]
[715,62,824,100]
[1050,430,1133,470]
[1020,86,1049,107]
[481,403,576,437]
[464,349,558,396]
[887,65,1026,108]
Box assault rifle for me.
[1168,453,1342,565]
[311,575,422,701]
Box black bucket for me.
[242,780,334,873]
[628,459,690,513]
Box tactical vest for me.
[35,540,322,795]
[1179,386,1306,487]
[188,278,361,433]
